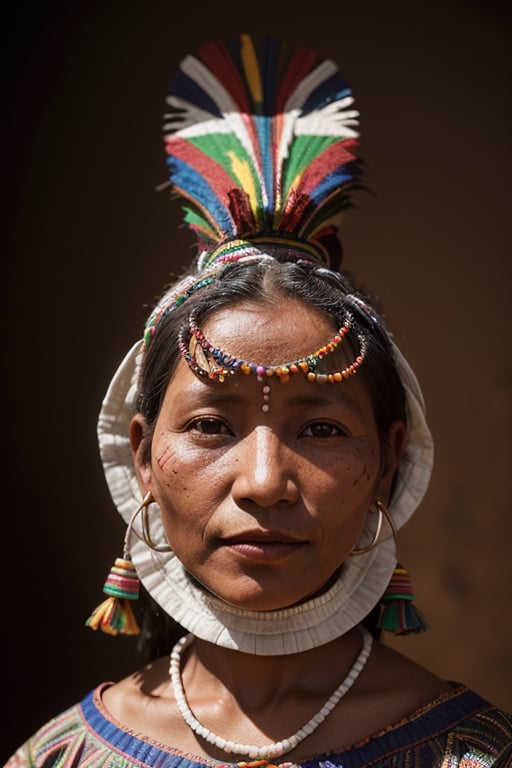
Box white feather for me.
[283,60,339,111]
[295,98,359,138]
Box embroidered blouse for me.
[5,683,512,768]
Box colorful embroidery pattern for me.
[5,685,511,768]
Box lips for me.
[221,530,307,561]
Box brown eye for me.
[190,418,232,435]
[301,422,343,438]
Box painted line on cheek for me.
[353,464,371,486]
[157,446,175,471]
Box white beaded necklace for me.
[169,626,373,760]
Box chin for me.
[188,565,337,612]
[211,580,334,613]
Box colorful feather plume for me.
[163,34,361,268]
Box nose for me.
[231,426,299,508]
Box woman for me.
[6,33,511,768]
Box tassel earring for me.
[85,492,155,636]
[378,563,429,635]
[85,556,140,636]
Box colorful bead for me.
[261,384,271,413]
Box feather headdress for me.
[162,33,361,270]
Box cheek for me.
[153,442,191,495]
[319,443,380,505]
[151,436,229,509]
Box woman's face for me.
[131,299,406,611]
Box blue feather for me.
[166,157,234,235]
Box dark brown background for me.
[4,0,511,761]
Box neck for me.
[183,626,364,707]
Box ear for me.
[376,419,409,505]
[130,413,153,491]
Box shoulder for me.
[4,661,178,768]
[101,654,173,724]
[326,642,512,766]
[355,640,455,720]
[328,641,512,757]
[3,690,98,767]
[316,678,512,766]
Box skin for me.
[102,299,451,760]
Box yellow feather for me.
[240,34,263,103]
[227,151,260,221]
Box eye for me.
[300,422,345,438]
[189,418,233,436]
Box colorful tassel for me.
[86,557,140,636]
[378,563,429,635]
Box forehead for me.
[200,299,338,365]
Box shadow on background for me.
[4,0,511,761]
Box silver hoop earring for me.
[134,490,172,553]
[351,500,392,556]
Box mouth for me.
[221,530,307,561]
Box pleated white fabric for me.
[96,331,433,655]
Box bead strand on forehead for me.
[177,312,368,411]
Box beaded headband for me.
[178,306,368,411]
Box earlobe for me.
[130,414,153,490]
